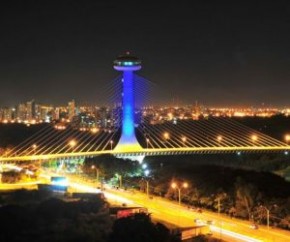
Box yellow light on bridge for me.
[69,140,77,147]
[251,134,258,142]
[163,132,170,140]
[285,134,290,143]
[181,136,187,143]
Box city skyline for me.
[1,98,289,125]
[0,2,289,106]
[1,97,290,109]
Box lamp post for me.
[146,138,150,149]
[69,139,77,150]
[181,136,187,146]
[110,140,113,150]
[163,132,170,148]
[143,180,149,197]
[32,144,37,156]
[285,134,290,145]
[251,134,258,142]
[217,135,222,143]
[171,182,188,206]
[91,165,99,184]
[163,132,170,140]
[116,173,122,188]
[260,205,270,230]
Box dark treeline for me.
[144,155,290,229]
[0,189,179,242]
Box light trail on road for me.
[210,226,262,242]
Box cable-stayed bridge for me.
[0,117,288,162]
[0,53,289,162]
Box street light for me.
[110,140,113,150]
[217,135,223,142]
[91,165,99,184]
[32,144,37,155]
[144,169,150,176]
[163,132,170,140]
[142,179,150,197]
[181,136,187,146]
[251,134,258,142]
[69,139,77,148]
[146,138,150,149]
[171,182,188,205]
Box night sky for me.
[0,1,289,107]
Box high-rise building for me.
[17,103,26,121]
[53,107,60,120]
[0,107,14,121]
[26,99,35,120]
[68,99,76,120]
[40,105,54,122]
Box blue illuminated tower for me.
[114,52,143,151]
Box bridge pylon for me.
[113,52,143,152]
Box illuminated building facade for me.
[68,99,76,121]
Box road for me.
[1,171,289,242]
[61,173,290,242]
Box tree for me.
[234,177,258,220]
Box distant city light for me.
[91,127,99,134]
